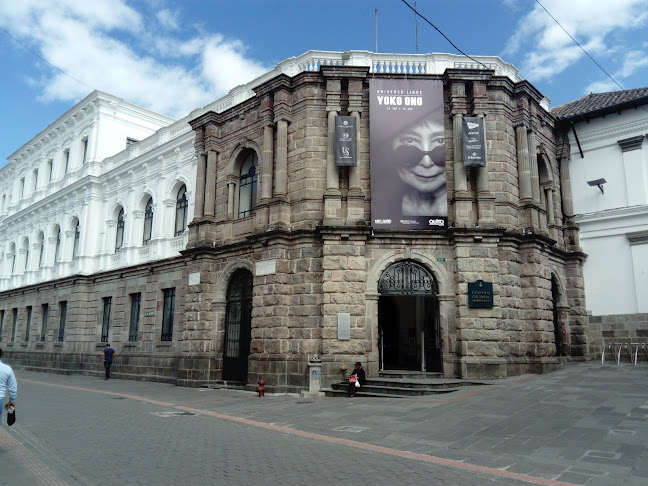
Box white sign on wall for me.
[255,259,277,276]
[188,272,201,286]
[338,313,351,340]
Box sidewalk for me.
[1,362,647,485]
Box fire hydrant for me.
[256,379,265,397]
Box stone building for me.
[0,51,589,392]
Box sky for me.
[1,0,647,165]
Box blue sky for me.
[1,0,647,165]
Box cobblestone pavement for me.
[1,362,647,485]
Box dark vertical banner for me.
[334,116,357,166]
[369,79,447,230]
[462,116,486,167]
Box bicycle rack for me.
[601,342,648,366]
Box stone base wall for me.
[5,350,179,384]
[588,313,648,362]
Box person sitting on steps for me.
[347,362,366,397]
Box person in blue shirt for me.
[0,347,17,423]
[102,343,116,380]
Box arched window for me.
[143,197,153,245]
[38,232,44,267]
[54,228,61,263]
[10,244,16,274]
[23,238,30,271]
[175,185,188,236]
[73,221,80,257]
[238,152,258,218]
[115,209,124,252]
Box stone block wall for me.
[588,313,648,362]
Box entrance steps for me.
[200,380,247,391]
[324,371,489,398]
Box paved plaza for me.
[1,362,647,485]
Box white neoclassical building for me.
[0,91,195,290]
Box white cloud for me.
[0,0,270,119]
[584,49,648,95]
[503,0,648,82]
[584,80,618,94]
[156,9,180,31]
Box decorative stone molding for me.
[617,135,645,152]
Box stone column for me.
[324,108,342,223]
[546,187,555,225]
[346,110,364,224]
[516,126,532,201]
[194,151,206,219]
[528,131,540,203]
[261,124,274,201]
[227,181,235,219]
[475,115,496,228]
[274,119,288,199]
[559,155,580,249]
[453,114,471,227]
[204,149,218,217]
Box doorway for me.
[377,260,441,372]
[223,269,253,382]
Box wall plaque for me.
[468,280,493,308]
[255,259,276,276]
[337,313,351,340]
[188,272,200,286]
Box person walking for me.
[0,347,17,424]
[102,343,116,380]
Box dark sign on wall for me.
[334,116,357,167]
[468,280,493,308]
[462,117,486,167]
[369,79,447,230]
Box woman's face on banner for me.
[391,118,446,195]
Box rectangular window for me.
[101,297,112,342]
[0,310,4,341]
[128,293,141,342]
[20,178,25,198]
[33,169,39,191]
[41,304,49,342]
[25,306,32,342]
[64,149,70,174]
[48,160,53,182]
[161,288,175,341]
[58,301,67,342]
[11,308,17,342]
[82,138,88,163]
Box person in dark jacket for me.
[347,362,366,397]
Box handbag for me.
[5,404,15,426]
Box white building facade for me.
[554,89,648,315]
[0,91,194,291]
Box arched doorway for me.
[223,269,253,381]
[378,260,441,372]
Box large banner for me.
[369,79,447,230]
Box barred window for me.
[101,297,111,342]
[174,185,188,236]
[128,293,141,342]
[115,209,125,252]
[238,152,258,218]
[143,197,153,245]
[161,288,175,341]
